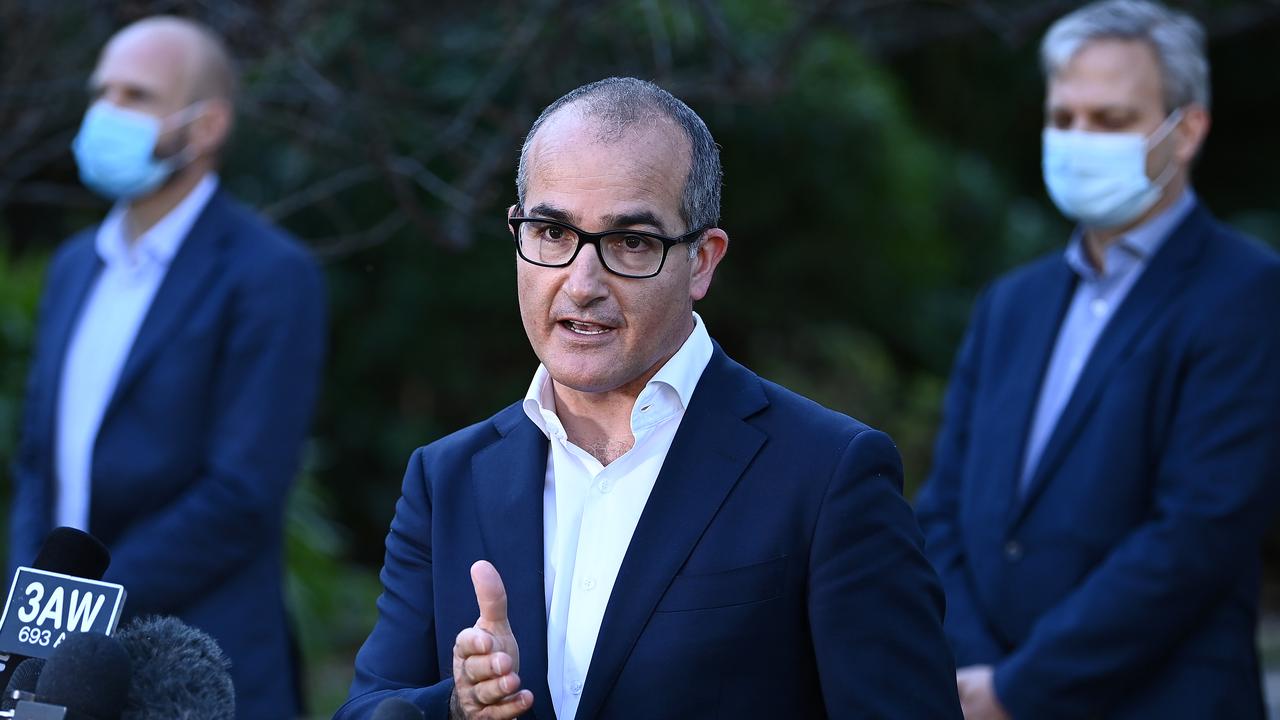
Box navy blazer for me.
[336,347,962,719]
[916,203,1280,719]
[10,190,326,719]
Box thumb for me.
[471,560,509,626]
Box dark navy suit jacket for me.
[10,190,326,719]
[916,203,1280,719]
[336,347,962,719]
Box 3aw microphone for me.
[0,530,120,693]
[28,531,109,582]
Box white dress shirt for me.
[55,173,218,530]
[522,312,713,720]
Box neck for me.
[551,385,637,465]
[1083,173,1187,272]
[122,162,209,244]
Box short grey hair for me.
[1040,0,1210,111]
[515,77,722,233]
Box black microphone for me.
[29,531,109,583]
[0,658,44,713]
[14,631,131,720]
[113,616,234,720]
[371,696,425,720]
[0,529,114,691]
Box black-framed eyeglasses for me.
[509,216,707,279]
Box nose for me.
[1071,118,1098,133]
[95,87,127,108]
[561,241,610,307]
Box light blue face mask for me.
[71,102,199,200]
[1041,109,1183,229]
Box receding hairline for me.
[525,106,694,225]
[105,16,237,105]
[530,102,691,157]
[516,77,723,231]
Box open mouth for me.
[561,320,613,336]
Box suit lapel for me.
[101,192,227,424]
[35,237,102,419]
[1013,206,1208,523]
[31,234,102,535]
[471,406,555,720]
[995,260,1076,520]
[574,348,768,720]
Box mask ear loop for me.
[164,99,210,128]
[157,100,210,172]
[1146,108,1184,190]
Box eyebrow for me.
[86,74,163,103]
[524,203,670,234]
[1046,102,1137,115]
[601,210,669,234]
[525,203,575,223]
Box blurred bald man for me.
[10,16,325,718]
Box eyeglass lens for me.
[517,220,667,276]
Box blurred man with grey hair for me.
[917,1,1280,718]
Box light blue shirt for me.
[1019,189,1196,491]
[54,174,218,530]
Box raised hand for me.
[450,561,533,719]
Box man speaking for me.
[336,78,961,719]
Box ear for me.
[188,98,233,158]
[507,204,519,236]
[689,228,729,302]
[1173,103,1210,164]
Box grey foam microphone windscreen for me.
[35,631,132,720]
[114,616,234,720]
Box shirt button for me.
[1004,540,1024,561]
[581,577,596,591]
[1090,299,1108,317]
[598,480,611,493]
[570,680,584,694]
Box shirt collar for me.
[1064,187,1196,281]
[522,311,714,437]
[96,173,219,269]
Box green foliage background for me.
[1,1,1278,715]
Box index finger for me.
[454,627,496,659]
